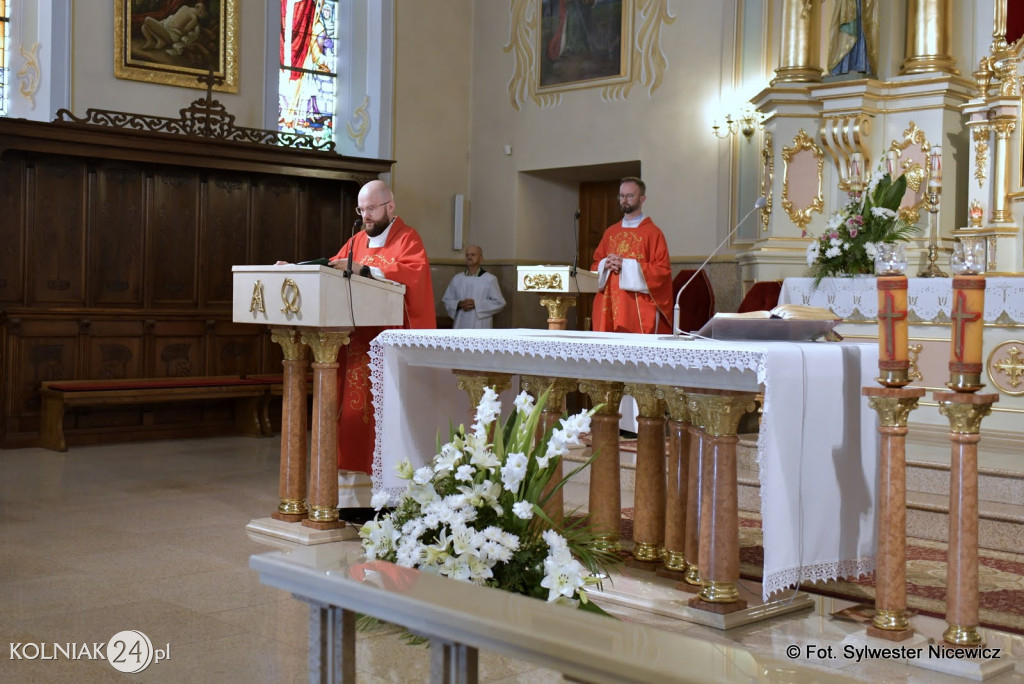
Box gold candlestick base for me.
[918,242,948,278]
[876,367,910,388]
[947,371,984,393]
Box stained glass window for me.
[279,0,337,142]
[0,0,10,117]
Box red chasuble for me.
[590,218,672,334]
[330,217,436,473]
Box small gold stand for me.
[918,187,948,277]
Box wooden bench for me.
[38,376,281,452]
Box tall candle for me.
[886,149,899,178]
[928,145,942,189]
[849,152,865,189]
[949,275,985,391]
[877,275,909,386]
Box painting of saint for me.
[539,0,627,90]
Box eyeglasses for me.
[355,199,392,216]
[618,193,640,200]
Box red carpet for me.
[608,509,1024,635]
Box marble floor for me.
[2,435,1024,683]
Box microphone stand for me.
[672,197,767,337]
[343,217,362,279]
[570,209,581,278]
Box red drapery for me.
[280,0,318,80]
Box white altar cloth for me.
[368,328,879,600]
[780,276,1024,323]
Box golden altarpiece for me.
[738,0,1024,440]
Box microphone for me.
[570,209,581,278]
[343,217,362,279]
[672,196,767,337]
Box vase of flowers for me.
[805,167,919,284]
[359,386,620,616]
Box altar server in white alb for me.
[442,245,506,329]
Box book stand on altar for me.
[232,265,405,544]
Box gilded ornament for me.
[866,395,920,427]
[818,114,871,193]
[539,296,575,321]
[300,330,350,363]
[519,375,577,406]
[280,278,301,314]
[760,133,774,231]
[655,385,690,422]
[623,383,663,418]
[345,95,371,149]
[972,126,990,189]
[937,400,994,435]
[523,273,563,290]
[249,279,266,314]
[17,42,41,109]
[699,579,739,603]
[988,342,1024,396]
[781,129,825,229]
[455,374,513,407]
[578,379,625,414]
[270,327,308,362]
[888,122,933,225]
[688,393,756,437]
[908,344,923,381]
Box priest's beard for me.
[364,211,394,238]
[620,200,639,215]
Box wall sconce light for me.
[711,104,764,141]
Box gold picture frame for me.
[114,1,238,93]
[537,0,632,94]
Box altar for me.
[368,328,880,600]
[780,277,1024,438]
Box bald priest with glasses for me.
[591,177,673,334]
[328,179,436,515]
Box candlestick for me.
[948,275,986,392]
[877,276,909,387]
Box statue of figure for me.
[827,0,878,76]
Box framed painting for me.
[537,0,631,93]
[114,0,238,93]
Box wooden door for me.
[577,181,622,330]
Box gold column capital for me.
[270,327,310,362]
[623,383,663,418]
[688,393,756,437]
[863,387,926,427]
[519,375,577,407]
[992,117,1016,137]
[454,371,514,407]
[299,330,351,363]
[538,296,576,321]
[936,400,995,434]
[656,385,691,423]
[578,379,624,415]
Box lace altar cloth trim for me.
[767,558,877,597]
[780,277,1024,323]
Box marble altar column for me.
[863,386,926,641]
[935,391,998,647]
[520,375,579,525]
[623,383,666,568]
[578,379,625,551]
[453,371,513,433]
[688,391,756,612]
[681,403,706,589]
[300,330,350,530]
[270,328,310,522]
[539,296,576,331]
[656,385,691,580]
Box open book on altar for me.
[696,305,841,341]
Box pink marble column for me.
[301,330,350,530]
[270,328,310,522]
[656,385,690,580]
[935,391,998,647]
[578,379,624,551]
[520,375,579,526]
[863,386,925,641]
[623,383,666,568]
[687,391,756,613]
[681,418,705,589]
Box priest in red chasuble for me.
[591,177,672,334]
[330,180,436,510]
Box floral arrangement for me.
[359,386,619,614]
[805,167,919,283]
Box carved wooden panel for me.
[148,321,205,377]
[208,321,264,376]
[10,319,79,415]
[203,176,252,306]
[84,320,145,380]
[91,164,145,306]
[148,172,199,307]
[28,158,86,305]
[0,155,25,305]
[306,180,350,260]
[253,179,302,264]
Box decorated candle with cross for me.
[948,275,986,392]
[876,276,909,387]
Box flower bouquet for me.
[805,167,919,284]
[359,386,620,621]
